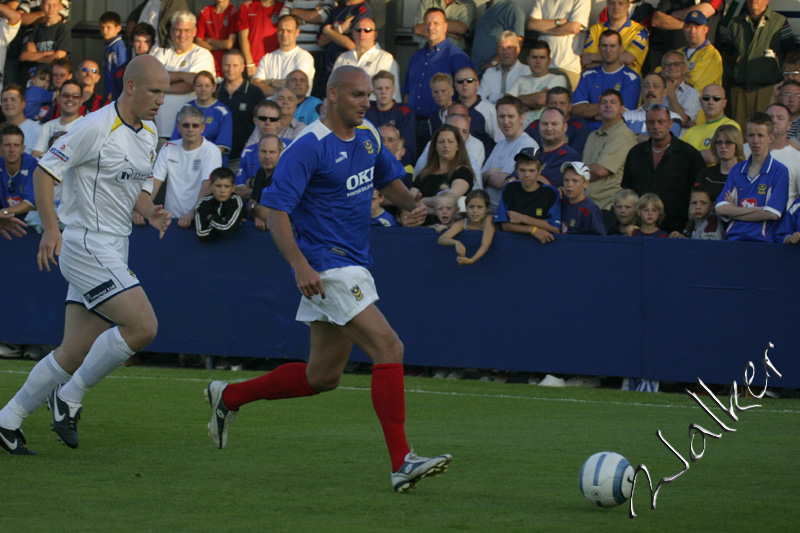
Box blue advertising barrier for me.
[2,223,798,387]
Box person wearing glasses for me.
[236,100,289,201]
[332,17,399,102]
[681,84,740,166]
[777,79,800,144]
[660,50,700,129]
[152,105,222,228]
[768,52,800,107]
[31,79,82,158]
[454,66,501,156]
[693,124,745,202]
[507,41,567,128]
[718,0,797,131]
[252,14,314,98]
[74,60,105,116]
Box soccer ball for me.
[579,451,634,508]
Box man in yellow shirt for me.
[581,0,648,75]
[681,83,740,165]
[681,11,722,126]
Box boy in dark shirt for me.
[195,168,245,242]
[560,161,605,235]
[494,147,560,244]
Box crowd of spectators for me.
[1,1,799,376]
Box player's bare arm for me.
[379,180,426,226]
[267,209,325,299]
[133,191,172,239]
[32,166,61,271]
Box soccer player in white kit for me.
[0,55,172,455]
[205,66,452,492]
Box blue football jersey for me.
[261,119,405,271]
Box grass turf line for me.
[1,360,798,532]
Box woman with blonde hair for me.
[695,124,745,201]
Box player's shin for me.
[0,352,71,429]
[222,362,317,410]
[371,363,411,472]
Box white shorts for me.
[60,226,140,310]
[296,266,379,326]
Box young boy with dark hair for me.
[195,167,245,242]
[371,188,397,227]
[494,146,561,244]
[99,11,127,102]
[24,66,52,121]
[670,185,723,240]
[560,161,605,235]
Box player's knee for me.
[379,336,404,365]
[124,317,158,351]
[309,373,340,392]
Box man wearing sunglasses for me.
[75,60,105,116]
[454,66,501,156]
[682,84,740,166]
[31,79,82,159]
[332,17,399,101]
[237,100,290,200]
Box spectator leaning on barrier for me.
[748,103,800,207]
[560,161,606,236]
[506,40,568,128]
[195,167,245,242]
[716,112,788,243]
[0,124,37,220]
[719,0,796,131]
[622,103,705,233]
[150,10,216,140]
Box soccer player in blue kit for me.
[205,66,452,493]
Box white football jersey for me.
[38,103,158,237]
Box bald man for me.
[0,55,173,455]
[204,66,453,493]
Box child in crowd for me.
[438,189,495,265]
[607,189,639,236]
[371,188,397,227]
[494,147,560,244]
[631,193,669,238]
[431,191,459,233]
[670,186,724,240]
[775,197,800,244]
[195,168,245,242]
[560,161,605,235]
[99,11,127,102]
[24,67,53,121]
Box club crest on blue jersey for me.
[614,83,621,91]
[363,140,374,154]
[350,284,364,301]
[758,184,767,195]
[206,116,213,124]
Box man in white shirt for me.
[253,14,314,97]
[32,80,82,158]
[152,106,222,226]
[527,0,590,92]
[506,40,567,127]
[478,30,527,105]
[1,84,42,156]
[150,10,216,138]
[482,95,538,208]
[332,17,400,102]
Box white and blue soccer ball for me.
[579,451,634,508]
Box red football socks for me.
[371,363,411,472]
[222,362,317,410]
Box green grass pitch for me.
[1,360,798,532]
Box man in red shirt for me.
[195,0,238,77]
[238,0,283,78]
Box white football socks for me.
[0,351,71,429]
[59,326,135,405]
